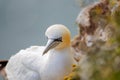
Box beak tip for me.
[42,52,45,56]
[42,50,47,56]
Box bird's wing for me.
[0,60,8,71]
[21,46,45,71]
[6,46,45,80]
[0,60,8,80]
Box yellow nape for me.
[55,28,71,50]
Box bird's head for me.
[43,24,71,55]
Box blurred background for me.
[1,0,120,80]
[0,0,81,60]
[0,0,101,79]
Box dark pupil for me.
[54,37,62,42]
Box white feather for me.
[5,24,76,80]
[6,46,75,80]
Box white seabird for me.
[5,24,76,80]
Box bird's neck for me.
[42,47,74,80]
[47,47,71,59]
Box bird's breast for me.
[40,49,74,80]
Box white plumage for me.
[5,24,76,80]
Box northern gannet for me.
[5,24,76,80]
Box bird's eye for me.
[54,37,62,42]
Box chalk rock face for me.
[71,0,119,80]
